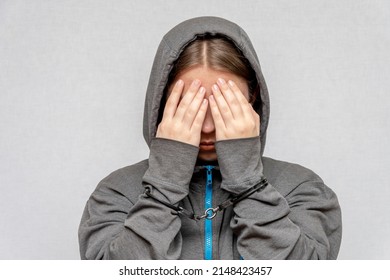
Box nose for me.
[201,105,215,134]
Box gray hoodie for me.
[78,16,342,260]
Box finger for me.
[163,79,184,119]
[211,83,234,123]
[227,79,253,119]
[209,94,226,129]
[227,79,251,106]
[175,79,201,120]
[182,86,206,126]
[191,98,208,132]
[217,78,243,119]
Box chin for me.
[197,152,217,162]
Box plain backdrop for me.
[1,0,389,259]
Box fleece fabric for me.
[78,16,342,259]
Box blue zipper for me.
[204,165,214,260]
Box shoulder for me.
[263,156,323,184]
[93,159,149,203]
[262,156,335,199]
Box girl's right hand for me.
[156,79,208,147]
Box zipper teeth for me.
[204,166,213,260]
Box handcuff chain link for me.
[145,178,268,221]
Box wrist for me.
[215,136,264,194]
[143,137,199,204]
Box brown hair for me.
[166,34,259,105]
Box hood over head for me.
[143,16,270,155]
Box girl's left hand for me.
[209,78,260,141]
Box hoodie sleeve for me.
[215,136,342,260]
[78,138,199,259]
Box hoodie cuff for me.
[215,136,264,195]
[142,137,199,205]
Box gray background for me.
[1,0,389,259]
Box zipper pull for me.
[205,165,213,185]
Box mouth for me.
[199,142,215,152]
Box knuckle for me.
[220,104,230,114]
[172,122,182,132]
[165,99,174,108]
[237,126,247,134]
[186,107,196,117]
[230,98,238,107]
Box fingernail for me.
[193,79,201,86]
[218,78,225,85]
[199,87,205,94]
[212,84,219,91]
[176,79,183,86]
[228,80,234,86]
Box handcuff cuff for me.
[144,177,268,220]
